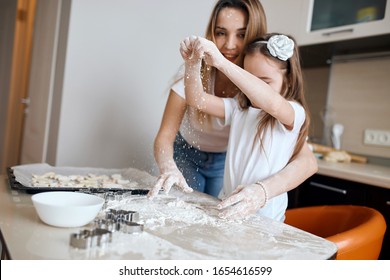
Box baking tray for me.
[7,165,151,195]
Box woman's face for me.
[244,52,285,94]
[214,7,248,63]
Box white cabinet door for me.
[299,0,390,45]
[263,0,390,46]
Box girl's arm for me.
[194,37,294,129]
[180,37,225,119]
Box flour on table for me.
[103,194,230,230]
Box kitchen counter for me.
[0,173,337,260]
[317,159,390,189]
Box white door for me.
[0,0,36,174]
[20,0,67,165]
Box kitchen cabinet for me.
[263,0,390,68]
[366,186,390,260]
[288,174,390,259]
[299,0,390,46]
[264,0,390,46]
[288,174,367,207]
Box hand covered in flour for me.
[217,183,267,219]
[147,166,193,199]
[180,36,203,62]
[180,36,224,68]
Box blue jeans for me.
[173,133,226,198]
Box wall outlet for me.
[363,129,390,147]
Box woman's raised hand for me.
[147,166,193,199]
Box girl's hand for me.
[217,184,267,219]
[180,36,224,67]
[147,167,193,199]
[179,36,203,62]
[192,37,225,68]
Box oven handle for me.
[309,181,347,195]
[322,28,354,37]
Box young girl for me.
[180,33,310,221]
[149,1,317,203]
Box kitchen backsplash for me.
[303,53,390,160]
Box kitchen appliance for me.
[331,123,344,150]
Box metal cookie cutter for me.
[121,221,144,234]
[69,228,112,249]
[121,210,139,223]
[105,209,139,223]
[101,209,142,233]
[92,228,113,245]
[95,218,117,232]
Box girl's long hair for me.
[238,33,310,162]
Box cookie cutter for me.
[94,218,117,232]
[121,221,144,234]
[95,209,143,234]
[105,209,139,223]
[70,228,112,249]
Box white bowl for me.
[31,191,105,227]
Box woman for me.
[149,0,317,200]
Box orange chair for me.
[285,205,387,260]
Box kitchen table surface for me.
[0,173,337,260]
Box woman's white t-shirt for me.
[172,77,230,152]
[219,98,306,222]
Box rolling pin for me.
[308,142,368,164]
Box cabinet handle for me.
[322,28,354,37]
[309,182,347,195]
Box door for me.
[19,0,66,166]
[1,0,67,174]
[1,0,36,174]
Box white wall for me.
[54,0,214,175]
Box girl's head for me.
[243,33,304,104]
[205,0,267,66]
[240,33,310,161]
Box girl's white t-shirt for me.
[172,77,230,152]
[219,98,306,222]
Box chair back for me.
[285,205,387,260]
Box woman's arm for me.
[218,142,318,219]
[148,90,193,198]
[262,142,318,197]
[154,90,186,174]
